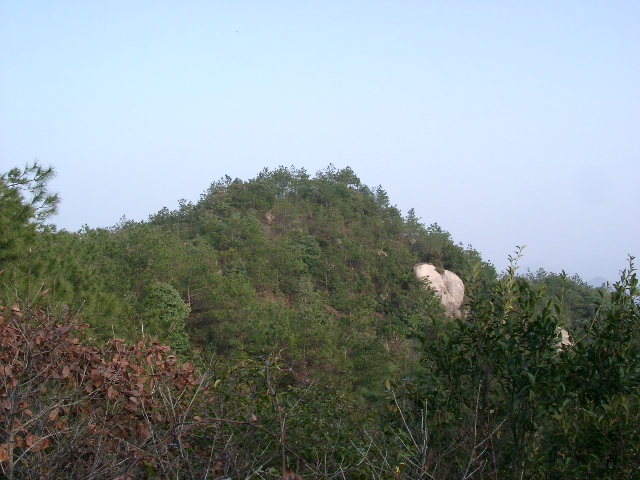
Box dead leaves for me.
[0,299,204,474]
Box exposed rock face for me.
[414,263,465,317]
[558,328,572,350]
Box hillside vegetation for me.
[2,162,638,479]
[2,164,496,395]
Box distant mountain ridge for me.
[587,276,610,288]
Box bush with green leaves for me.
[139,281,192,353]
[537,259,640,479]
[385,250,640,479]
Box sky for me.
[1,1,638,283]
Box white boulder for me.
[557,328,572,351]
[414,263,465,317]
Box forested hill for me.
[0,163,607,395]
[5,163,639,478]
[109,165,496,392]
[2,164,494,393]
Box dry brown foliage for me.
[0,301,210,479]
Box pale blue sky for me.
[1,1,638,282]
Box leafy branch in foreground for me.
[385,253,640,479]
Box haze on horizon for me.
[1,2,638,284]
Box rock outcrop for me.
[558,328,572,350]
[414,263,465,317]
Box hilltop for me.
[40,165,498,393]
